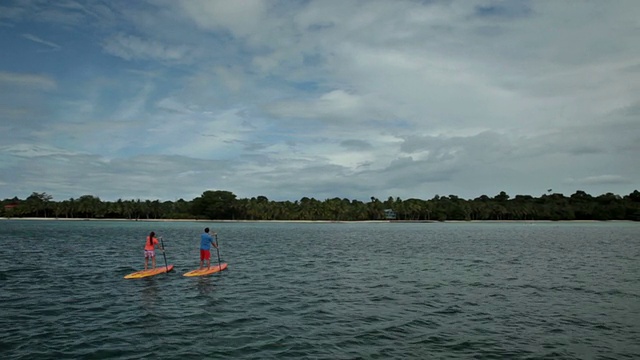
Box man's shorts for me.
[200,249,211,261]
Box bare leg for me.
[152,256,156,269]
[144,257,149,270]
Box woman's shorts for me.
[144,250,155,258]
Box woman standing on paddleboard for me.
[200,228,218,269]
[144,231,162,270]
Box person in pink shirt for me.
[144,231,163,270]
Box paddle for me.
[160,237,169,274]
[215,234,222,272]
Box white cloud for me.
[214,66,244,93]
[0,144,83,158]
[1,0,639,201]
[565,175,632,186]
[265,90,364,122]
[0,72,56,90]
[21,33,61,49]
[102,33,192,62]
[177,0,269,38]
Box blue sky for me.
[0,0,638,202]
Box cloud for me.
[155,97,194,115]
[565,175,632,186]
[102,33,192,62]
[1,1,639,202]
[265,90,365,123]
[0,72,57,131]
[0,144,222,201]
[177,0,269,38]
[21,33,61,49]
[340,140,373,151]
[0,144,83,158]
[473,2,533,20]
[0,72,56,90]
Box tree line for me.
[2,189,639,221]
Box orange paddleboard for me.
[183,263,228,277]
[124,265,174,279]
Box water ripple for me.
[0,221,639,359]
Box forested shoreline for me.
[2,190,640,221]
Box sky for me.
[0,0,639,202]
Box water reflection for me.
[196,277,216,296]
[141,278,159,307]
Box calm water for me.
[0,220,638,359]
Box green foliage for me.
[192,190,238,219]
[2,189,639,221]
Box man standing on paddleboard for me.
[200,228,219,269]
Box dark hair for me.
[204,227,209,233]
[148,231,155,246]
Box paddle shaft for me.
[160,237,169,273]
[215,234,222,271]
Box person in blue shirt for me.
[200,227,218,269]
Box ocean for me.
[0,220,638,359]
